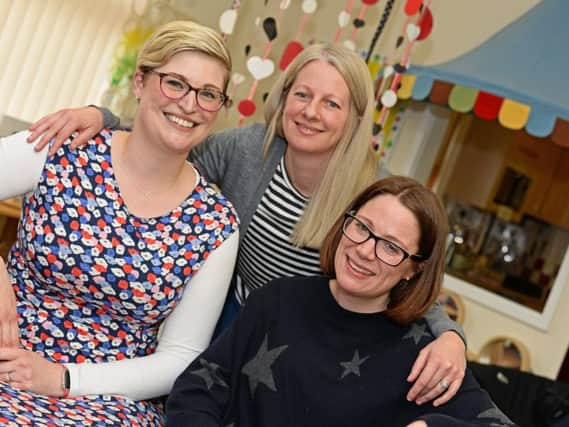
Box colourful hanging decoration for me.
[365,0,395,63]
[279,0,318,70]
[371,0,434,152]
[334,0,356,42]
[349,0,379,44]
[219,0,242,41]
[238,0,290,125]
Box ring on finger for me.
[6,371,13,383]
[438,378,449,390]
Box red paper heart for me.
[280,41,304,70]
[417,7,433,40]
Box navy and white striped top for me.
[235,157,322,303]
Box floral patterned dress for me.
[0,130,238,426]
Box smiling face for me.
[133,50,227,154]
[281,59,351,161]
[331,194,422,313]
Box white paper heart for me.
[343,40,356,51]
[302,0,317,14]
[382,65,394,79]
[406,23,420,42]
[231,72,245,86]
[280,0,291,10]
[247,56,275,80]
[338,11,350,27]
[219,9,237,35]
[255,16,261,27]
[381,90,398,108]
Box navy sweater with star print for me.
[167,276,515,427]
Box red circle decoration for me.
[362,0,379,5]
[417,7,434,40]
[404,0,422,16]
[238,99,256,117]
[280,41,304,70]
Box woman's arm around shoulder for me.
[66,230,240,401]
[406,302,467,406]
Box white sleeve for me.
[66,230,239,401]
[0,130,48,200]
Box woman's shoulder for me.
[191,171,240,223]
[206,123,267,149]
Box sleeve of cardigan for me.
[97,107,121,129]
[65,230,239,401]
[189,128,239,186]
[0,130,48,200]
[423,300,466,345]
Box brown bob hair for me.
[320,176,449,324]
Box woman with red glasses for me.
[0,21,238,425]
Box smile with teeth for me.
[165,113,196,128]
[296,121,322,135]
[347,256,374,276]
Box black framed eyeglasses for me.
[146,70,230,112]
[342,212,424,266]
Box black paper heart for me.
[245,45,251,56]
[262,92,269,102]
[263,17,277,41]
[353,18,365,28]
[372,123,382,136]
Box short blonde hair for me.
[136,20,232,90]
[320,176,449,325]
[263,43,378,248]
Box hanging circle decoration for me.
[238,99,256,117]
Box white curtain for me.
[0,0,132,123]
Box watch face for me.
[64,368,71,389]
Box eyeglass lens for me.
[343,216,407,266]
[160,74,225,112]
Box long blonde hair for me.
[263,43,378,248]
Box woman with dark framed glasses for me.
[166,176,514,427]
[0,21,238,425]
[25,43,467,406]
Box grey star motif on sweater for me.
[189,358,228,390]
[477,406,514,426]
[241,334,288,395]
[402,323,431,345]
[340,349,370,379]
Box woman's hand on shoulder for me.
[406,331,466,407]
[27,106,104,156]
[0,257,19,349]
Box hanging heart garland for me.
[279,0,318,69]
[238,0,291,125]
[370,0,434,153]
[218,0,242,40]
[347,0,380,48]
